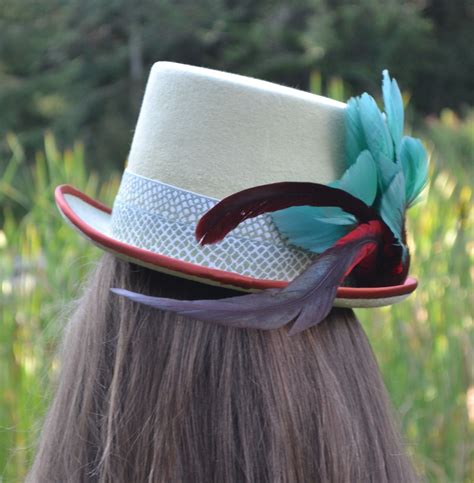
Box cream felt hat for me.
[55,61,417,308]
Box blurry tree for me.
[0,0,472,171]
[305,0,473,114]
[0,0,314,169]
[0,0,73,155]
[304,0,435,102]
[422,0,474,113]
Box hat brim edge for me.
[55,184,418,308]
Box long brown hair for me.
[28,254,417,482]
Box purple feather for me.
[111,227,380,335]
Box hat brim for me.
[55,184,418,308]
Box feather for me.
[270,150,377,253]
[399,136,429,206]
[305,149,378,223]
[345,97,367,165]
[196,182,378,245]
[382,70,404,149]
[271,208,353,253]
[111,221,383,336]
[305,210,356,226]
[330,149,378,206]
[359,93,394,163]
[317,135,377,222]
[379,169,406,252]
[375,152,399,192]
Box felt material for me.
[126,62,347,199]
[64,193,111,235]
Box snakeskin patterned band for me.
[110,170,315,280]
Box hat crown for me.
[127,62,347,199]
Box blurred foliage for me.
[0,134,120,481]
[359,110,474,482]
[0,0,473,170]
[0,109,473,480]
[0,1,473,480]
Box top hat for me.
[55,62,418,309]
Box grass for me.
[0,133,120,481]
[0,112,473,481]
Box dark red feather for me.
[196,181,379,245]
[111,221,384,335]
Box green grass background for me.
[1,109,473,481]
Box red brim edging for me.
[55,184,418,299]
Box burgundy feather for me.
[111,221,383,335]
[196,181,379,245]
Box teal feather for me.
[345,98,367,165]
[399,136,429,206]
[313,149,378,221]
[271,69,427,259]
[382,70,404,150]
[271,206,354,253]
[358,93,394,162]
[331,150,378,206]
[271,150,377,253]
[304,208,356,225]
[379,169,406,250]
[375,152,399,192]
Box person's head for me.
[28,254,417,482]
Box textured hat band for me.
[110,170,316,281]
